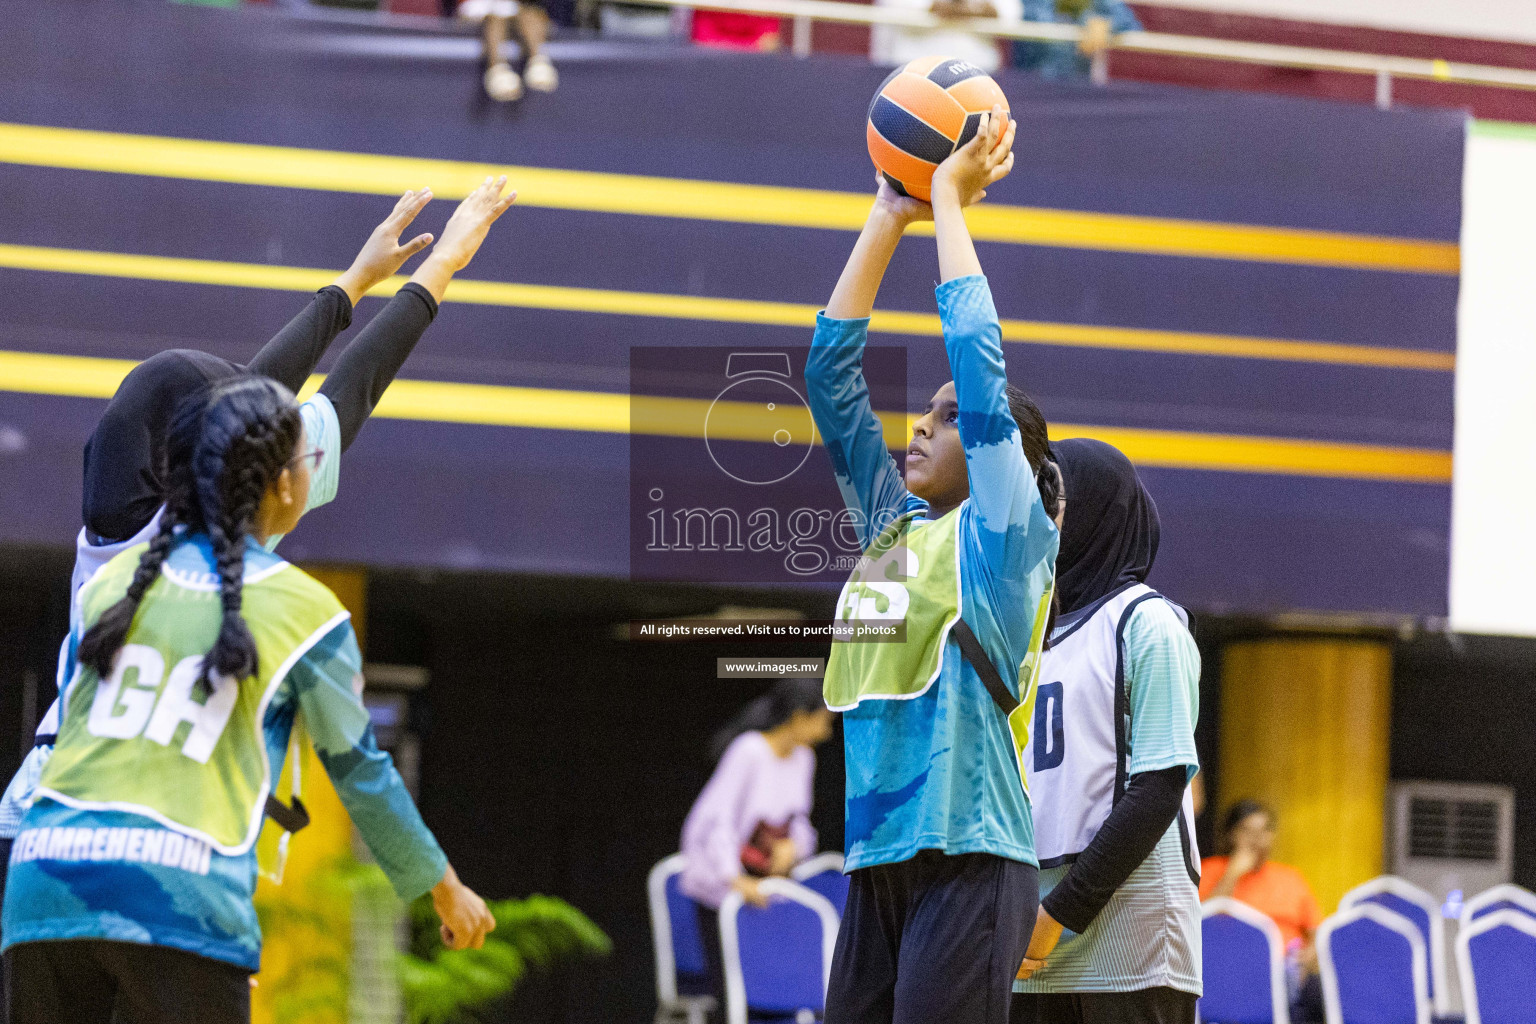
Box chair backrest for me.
[1339,875,1447,1015]
[1461,883,1536,926]
[648,853,709,1004]
[719,878,840,1024]
[791,852,849,916]
[1456,908,1536,1024]
[1318,903,1430,1024]
[1199,898,1289,1024]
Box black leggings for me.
[4,939,251,1024]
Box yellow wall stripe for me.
[0,243,1454,371]
[0,349,1452,483]
[0,122,1459,276]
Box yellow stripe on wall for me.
[0,349,1452,483]
[0,243,1455,371]
[0,122,1460,275]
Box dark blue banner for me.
[0,0,1464,616]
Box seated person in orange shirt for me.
[1200,800,1325,1020]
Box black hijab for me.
[80,349,242,541]
[1052,438,1160,616]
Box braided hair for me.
[79,375,303,688]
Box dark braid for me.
[78,375,302,685]
[199,411,297,687]
[78,506,182,677]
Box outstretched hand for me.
[333,188,437,306]
[407,175,518,303]
[429,175,518,273]
[931,104,1016,209]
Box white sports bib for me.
[1018,581,1203,995]
[1027,582,1198,867]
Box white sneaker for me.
[484,62,523,102]
[524,54,559,93]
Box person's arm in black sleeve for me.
[1040,766,1188,932]
[246,286,354,392]
[320,175,519,452]
[251,188,441,391]
[319,284,437,451]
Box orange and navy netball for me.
[867,56,1010,203]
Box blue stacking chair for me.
[648,854,717,1024]
[720,877,840,1024]
[1456,908,1536,1024]
[1460,883,1536,927]
[791,852,849,917]
[1340,876,1448,1018]
[1319,903,1430,1024]
[1200,897,1290,1024]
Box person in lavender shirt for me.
[680,678,836,1006]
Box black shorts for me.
[1011,987,1198,1024]
[825,850,1039,1024]
[4,939,252,1024]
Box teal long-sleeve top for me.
[806,275,1058,870]
[2,536,446,971]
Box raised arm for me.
[290,620,495,950]
[248,189,438,391]
[319,177,517,451]
[806,184,929,545]
[929,111,1052,575]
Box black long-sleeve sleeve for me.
[1041,766,1188,934]
[247,285,354,393]
[319,283,438,452]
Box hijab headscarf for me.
[80,349,243,541]
[1052,438,1160,615]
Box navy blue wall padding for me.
[1200,913,1278,1024]
[0,0,1465,616]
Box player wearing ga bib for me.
[810,114,1058,1024]
[0,193,456,845]
[3,536,448,970]
[1013,440,1202,1024]
[0,391,344,842]
[3,374,497,1024]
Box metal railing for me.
[622,0,1536,108]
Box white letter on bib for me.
[88,645,164,740]
[144,657,238,763]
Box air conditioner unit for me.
[1389,781,1515,1015]
[1390,781,1514,909]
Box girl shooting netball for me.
[808,96,1060,1024]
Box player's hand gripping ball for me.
[867,56,1010,203]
